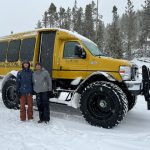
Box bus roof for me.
[0,28,95,45]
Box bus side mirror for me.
[75,45,86,59]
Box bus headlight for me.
[119,66,131,81]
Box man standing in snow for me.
[33,63,52,124]
[16,61,33,121]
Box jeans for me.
[36,92,50,122]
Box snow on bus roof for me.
[42,28,96,45]
[0,28,96,46]
[59,28,96,45]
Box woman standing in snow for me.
[16,61,33,121]
[33,63,52,124]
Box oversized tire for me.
[2,79,19,109]
[80,81,128,129]
[128,95,137,111]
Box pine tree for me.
[84,4,94,40]
[119,14,128,40]
[48,3,57,28]
[96,20,105,51]
[72,0,78,31]
[119,10,144,57]
[72,1,84,34]
[64,7,72,30]
[91,1,98,41]
[106,6,123,58]
[58,7,66,28]
[42,11,48,28]
[91,1,97,16]
[134,10,143,49]
[36,20,42,29]
[90,1,104,50]
[125,0,136,60]
[139,0,150,48]
[76,7,84,34]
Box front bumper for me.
[124,80,142,95]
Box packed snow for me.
[71,77,82,85]
[0,59,150,150]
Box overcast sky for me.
[0,0,145,36]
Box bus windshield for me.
[82,40,104,56]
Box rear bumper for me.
[124,81,142,95]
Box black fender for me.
[70,72,117,108]
[75,71,116,94]
[1,71,18,91]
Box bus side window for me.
[0,42,8,62]
[7,40,21,62]
[63,41,81,59]
[20,38,35,62]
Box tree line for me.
[36,0,150,60]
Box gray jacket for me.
[33,68,52,93]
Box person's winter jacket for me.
[33,68,52,93]
[16,62,33,95]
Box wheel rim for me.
[6,86,18,105]
[87,89,115,120]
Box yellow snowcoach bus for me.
[0,28,149,128]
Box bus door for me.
[39,31,56,76]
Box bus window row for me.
[0,38,35,62]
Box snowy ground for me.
[0,59,150,150]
